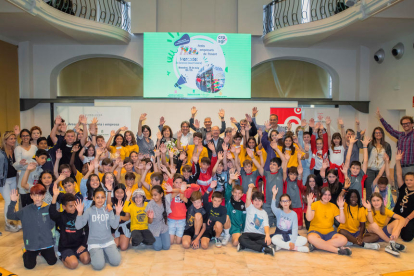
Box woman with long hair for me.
[0,131,20,232]
[365,127,392,200]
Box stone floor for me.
[0,201,413,276]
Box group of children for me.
[1,106,414,271]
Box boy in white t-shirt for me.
[237,183,274,256]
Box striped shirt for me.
[380,118,414,166]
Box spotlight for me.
[374,49,385,64]
[391,43,404,59]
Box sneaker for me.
[214,238,222,248]
[263,246,275,256]
[308,243,315,252]
[338,247,352,256]
[5,224,19,233]
[394,243,406,252]
[297,246,310,253]
[222,234,231,246]
[346,241,353,247]
[275,245,282,252]
[385,244,400,256]
[364,243,380,250]
[237,243,244,252]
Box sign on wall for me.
[302,107,340,133]
[55,106,131,141]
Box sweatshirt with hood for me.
[75,205,119,246]
[49,203,88,252]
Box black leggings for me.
[131,230,155,246]
[23,247,57,269]
[401,219,414,242]
[238,232,267,252]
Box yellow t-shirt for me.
[183,145,209,166]
[241,146,267,171]
[123,201,148,231]
[366,208,394,229]
[125,144,139,157]
[309,201,340,235]
[338,203,367,234]
[110,146,128,160]
[275,144,304,168]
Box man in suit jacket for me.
[204,126,224,159]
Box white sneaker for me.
[221,234,230,246]
[364,243,380,250]
[214,237,222,248]
[297,246,310,253]
[346,241,353,247]
[5,224,19,233]
[274,245,282,251]
[385,244,400,256]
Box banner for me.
[55,106,131,141]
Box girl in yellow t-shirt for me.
[362,192,406,256]
[243,137,266,172]
[306,187,350,255]
[106,130,128,160]
[337,189,380,250]
[124,130,139,157]
[273,135,305,168]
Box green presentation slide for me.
[144,32,251,98]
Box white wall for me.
[367,30,414,163]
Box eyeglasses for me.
[21,135,30,138]
[402,122,412,127]
[280,200,290,203]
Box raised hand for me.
[217,151,224,161]
[306,193,314,204]
[322,159,330,170]
[245,114,253,123]
[309,118,315,128]
[75,199,84,215]
[27,162,37,171]
[147,210,154,219]
[192,154,198,164]
[355,118,360,126]
[194,119,200,129]
[257,150,262,156]
[179,151,186,161]
[257,128,263,137]
[53,182,60,196]
[230,117,237,124]
[218,109,225,119]
[248,183,255,189]
[231,128,237,137]
[287,122,292,131]
[226,151,233,160]
[376,107,382,119]
[145,162,152,171]
[170,166,177,176]
[10,189,19,202]
[222,140,229,151]
[14,125,20,136]
[55,115,62,126]
[230,171,240,180]
[180,183,187,192]
[272,185,278,196]
[362,135,372,147]
[191,106,198,117]
[126,189,132,200]
[246,148,254,158]
[337,196,345,208]
[210,180,217,189]
[110,130,116,137]
[177,130,182,139]
[91,117,98,125]
[304,143,310,152]
[301,119,307,127]
[57,174,66,183]
[361,199,371,210]
[252,107,258,117]
[325,116,331,125]
[87,161,95,172]
[284,152,291,161]
[340,164,348,176]
[139,113,147,122]
[115,200,124,215]
[79,114,87,125]
[337,118,344,126]
[245,122,251,131]
[349,135,358,145]
[396,150,404,162]
[168,149,174,158]
[270,141,278,151]
[344,178,351,189]
[159,116,166,126]
[317,115,323,122]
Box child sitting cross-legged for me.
[271,186,309,252]
[49,183,90,269]
[237,184,274,256]
[182,190,207,250]
[7,186,57,269]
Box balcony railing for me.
[263,0,355,35]
[46,0,131,32]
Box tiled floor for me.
[0,201,413,276]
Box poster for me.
[144,32,251,99]
[55,106,131,141]
[270,107,302,129]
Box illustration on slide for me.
[195,64,225,93]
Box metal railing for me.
[263,0,356,35]
[46,0,131,32]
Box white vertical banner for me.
[55,106,131,140]
[302,107,340,133]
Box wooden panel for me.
[0,40,20,135]
[130,0,157,33]
[58,58,143,97]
